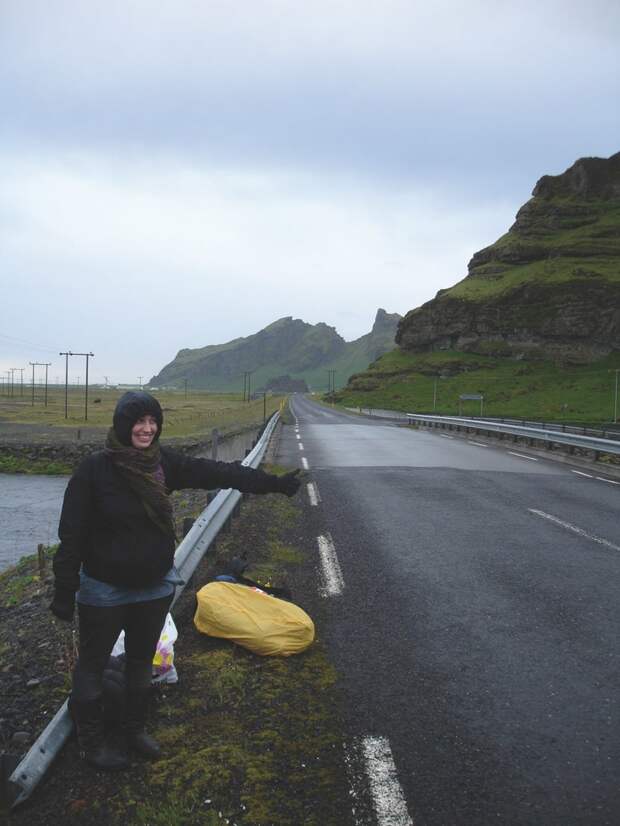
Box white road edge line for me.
[528,509,620,552]
[317,534,344,597]
[596,476,620,485]
[571,470,593,478]
[361,736,414,826]
[301,457,309,470]
[508,451,539,462]
[468,440,488,447]
[307,482,320,507]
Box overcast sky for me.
[1,0,619,386]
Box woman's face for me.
[131,415,158,449]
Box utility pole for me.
[184,378,188,399]
[243,371,254,402]
[138,376,143,390]
[327,370,336,394]
[10,368,20,398]
[614,368,619,424]
[30,362,52,406]
[17,367,25,396]
[60,352,71,418]
[71,352,94,420]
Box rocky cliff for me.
[396,151,620,363]
[149,309,401,391]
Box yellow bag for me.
[194,582,315,656]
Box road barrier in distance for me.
[405,413,620,461]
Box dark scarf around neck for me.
[105,428,176,540]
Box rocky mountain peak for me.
[372,308,402,334]
[532,151,620,201]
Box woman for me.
[50,390,300,770]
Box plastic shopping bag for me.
[111,612,178,683]
[194,582,314,656]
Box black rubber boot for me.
[71,697,129,771]
[125,660,162,760]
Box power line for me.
[0,332,58,354]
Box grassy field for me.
[333,349,620,425]
[0,387,285,438]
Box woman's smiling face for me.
[131,415,158,449]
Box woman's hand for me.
[277,469,302,497]
[49,588,76,622]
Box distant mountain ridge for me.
[396,151,620,363]
[148,309,401,392]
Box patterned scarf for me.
[104,428,176,539]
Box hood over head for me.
[112,391,164,446]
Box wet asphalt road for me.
[279,395,620,826]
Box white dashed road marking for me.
[596,477,620,485]
[298,442,304,450]
[468,440,488,448]
[572,470,593,478]
[529,509,620,552]
[301,457,309,470]
[307,482,320,507]
[440,434,454,439]
[361,736,414,826]
[508,451,538,461]
[317,534,344,597]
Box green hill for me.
[333,152,620,423]
[148,310,401,393]
[396,151,620,363]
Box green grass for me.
[0,388,285,438]
[333,349,620,424]
[0,545,57,607]
[0,455,73,475]
[437,195,620,302]
[447,256,620,301]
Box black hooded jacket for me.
[53,446,288,591]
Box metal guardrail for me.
[462,416,620,442]
[6,411,281,809]
[405,413,620,458]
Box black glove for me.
[277,469,302,497]
[49,588,76,621]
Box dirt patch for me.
[1,473,353,825]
